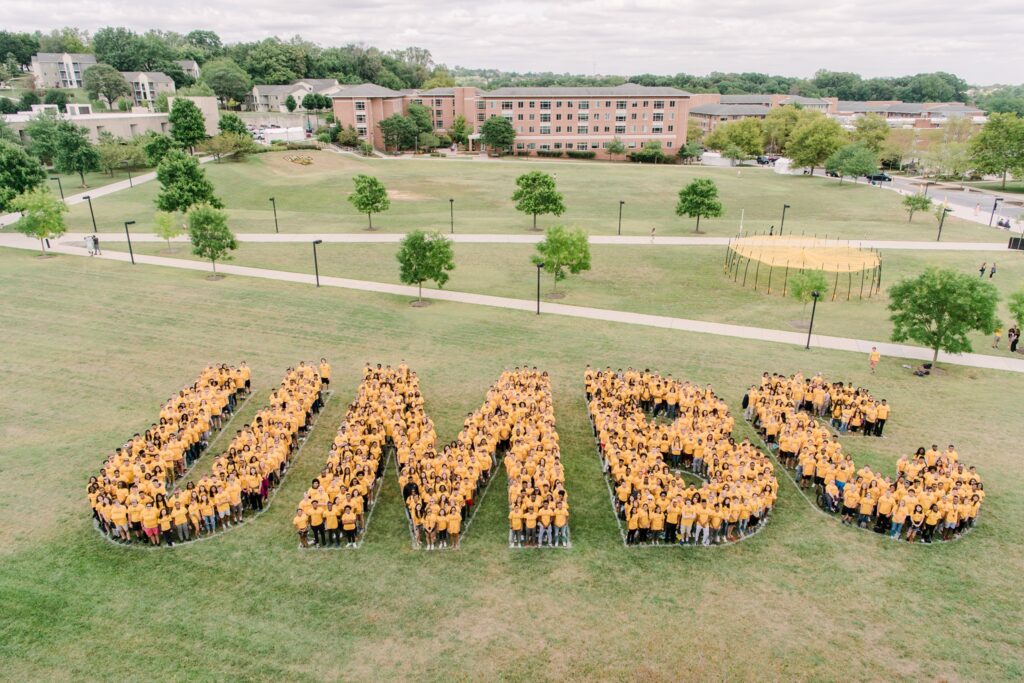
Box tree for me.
[707,118,764,158]
[396,230,456,302]
[418,132,440,151]
[789,270,829,312]
[83,64,132,108]
[824,142,878,184]
[421,67,455,90]
[200,58,251,104]
[406,101,433,135]
[19,90,40,110]
[11,187,67,255]
[628,140,667,164]
[686,118,705,144]
[889,267,1000,365]
[218,112,248,136]
[923,141,972,179]
[851,113,890,153]
[606,137,625,160]
[204,132,257,161]
[301,92,318,112]
[479,116,515,152]
[512,170,565,230]
[169,98,207,153]
[53,122,100,187]
[358,141,374,156]
[43,89,69,112]
[284,95,297,112]
[188,204,237,276]
[1008,288,1024,329]
[24,111,61,166]
[675,178,724,233]
[0,140,46,212]
[969,112,1024,189]
[763,106,804,154]
[153,210,184,251]
[348,174,390,229]
[531,225,591,294]
[902,193,933,222]
[337,125,360,147]
[155,149,222,213]
[677,142,702,164]
[378,114,418,151]
[449,114,469,146]
[786,113,846,175]
[142,132,176,166]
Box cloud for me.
[6,0,1023,83]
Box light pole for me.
[617,200,624,236]
[83,195,97,233]
[780,203,790,236]
[269,197,280,233]
[535,262,545,315]
[312,239,323,287]
[805,290,820,350]
[989,197,1003,227]
[936,207,952,242]
[449,198,454,234]
[50,176,64,200]
[126,165,133,188]
[923,181,933,197]
[124,220,136,264]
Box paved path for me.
[4,233,1022,374]
[50,231,1015,251]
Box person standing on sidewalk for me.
[869,347,880,374]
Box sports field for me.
[62,150,1007,242]
[1,244,1022,681]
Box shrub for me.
[567,150,596,159]
[537,149,564,158]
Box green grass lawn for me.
[1,246,1021,681]
[55,150,1007,243]
[964,180,1024,195]
[46,167,143,196]
[100,239,1024,359]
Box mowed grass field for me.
[1,248,1022,682]
[103,240,1024,360]
[60,150,1008,242]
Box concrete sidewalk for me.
[4,234,1022,374]
[51,231,1014,251]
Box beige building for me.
[167,95,220,136]
[3,108,170,143]
[248,78,345,112]
[121,72,176,109]
[30,52,97,88]
[175,59,201,80]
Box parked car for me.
[865,172,892,182]
[826,170,840,178]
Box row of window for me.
[515,140,676,150]
[497,99,674,110]
[522,124,671,135]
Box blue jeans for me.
[538,524,552,545]
[203,514,217,533]
[890,522,903,538]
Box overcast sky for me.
[7,0,1024,84]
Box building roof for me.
[416,87,455,96]
[926,104,983,115]
[175,59,199,69]
[295,78,340,92]
[120,71,174,84]
[689,104,770,116]
[254,84,301,96]
[779,95,827,106]
[719,94,772,105]
[483,84,691,97]
[33,52,96,63]
[835,101,890,113]
[329,83,405,98]
[886,103,930,115]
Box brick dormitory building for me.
[330,83,695,155]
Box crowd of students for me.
[748,372,984,542]
[585,367,777,546]
[89,362,325,546]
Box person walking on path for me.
[869,346,880,374]
[650,227,656,243]
[978,262,987,278]
[989,263,996,279]
[1008,327,1019,353]
[992,327,1002,349]
[92,234,102,255]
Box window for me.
[529,114,536,120]
[489,101,495,109]
[631,125,637,133]
[605,113,611,120]
[567,101,573,108]
[434,98,443,106]
[654,100,665,109]
[554,143,562,149]
[566,114,573,120]
[556,114,562,121]
[578,113,589,122]
[477,113,485,122]
[540,101,551,109]
[590,142,600,149]
[615,100,627,109]
[642,113,648,120]
[356,114,367,123]
[615,125,626,134]
[518,126,524,133]
[603,126,610,133]
[412,98,423,105]
[555,100,562,107]
[653,113,663,122]
[577,143,588,151]
[528,143,536,149]
[539,143,550,150]
[516,142,525,149]
[666,141,673,148]
[518,101,525,108]
[436,110,443,118]
[577,125,588,135]
[615,114,626,122]
[566,126,572,132]
[501,100,513,110]
[631,113,637,120]
[529,101,536,108]
[628,141,637,149]
[632,101,638,107]
[667,125,674,132]
[578,101,589,110]
[555,126,562,133]
[540,113,551,122]
[605,101,611,107]
[517,113,524,121]
[540,126,551,134]
[652,126,662,134]
[642,125,648,133]
[529,127,535,132]
[601,142,610,149]
[669,100,676,107]
[355,101,366,111]
[476,100,485,109]
[643,100,649,107]
[357,126,367,136]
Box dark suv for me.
[865,172,892,182]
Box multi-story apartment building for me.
[175,59,201,80]
[248,78,346,112]
[332,83,694,155]
[120,71,176,109]
[30,52,97,88]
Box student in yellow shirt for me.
[509,505,524,547]
[293,508,309,548]
[447,507,462,549]
[552,501,569,547]
[341,506,358,547]
[906,505,925,542]
[869,347,880,373]
[141,503,161,546]
[324,503,341,548]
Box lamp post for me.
[449,198,454,234]
[923,181,933,197]
[617,200,624,236]
[124,220,136,264]
[269,197,279,233]
[989,197,1003,227]
[50,176,64,200]
[126,166,133,188]
[805,290,820,350]
[780,203,790,236]
[312,239,323,287]
[535,262,545,315]
[936,207,952,242]
[83,195,97,233]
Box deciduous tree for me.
[188,204,237,276]
[824,142,878,184]
[53,121,100,187]
[531,225,591,293]
[155,149,222,213]
[675,178,724,233]
[902,193,932,222]
[512,170,565,230]
[169,98,208,153]
[479,116,515,152]
[83,64,132,108]
[786,113,846,175]
[969,112,1024,189]
[347,174,390,229]
[11,187,67,255]
[0,139,46,212]
[396,230,455,302]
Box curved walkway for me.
[50,231,1014,251]
[4,233,1021,374]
